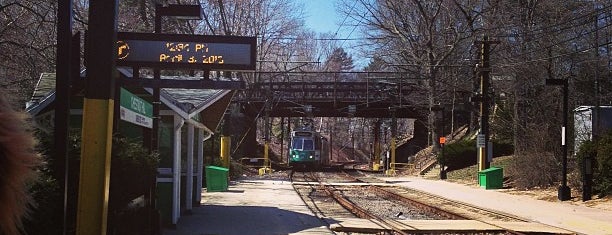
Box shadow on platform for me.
[163,205,335,235]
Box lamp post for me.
[546,78,571,201]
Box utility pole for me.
[476,35,498,171]
[77,0,118,234]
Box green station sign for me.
[119,88,153,128]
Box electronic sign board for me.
[117,32,256,70]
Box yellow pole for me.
[264,142,269,168]
[387,137,396,175]
[478,147,486,171]
[76,1,118,233]
[77,99,114,234]
[373,139,381,171]
[220,136,231,168]
[259,142,270,175]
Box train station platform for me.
[380,176,612,235]
[162,175,611,235]
[162,179,333,235]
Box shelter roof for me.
[26,67,235,132]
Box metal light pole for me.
[56,0,73,234]
[546,78,571,201]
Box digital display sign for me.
[116,32,256,70]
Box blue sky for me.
[302,0,341,35]
[301,0,368,68]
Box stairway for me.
[422,164,441,179]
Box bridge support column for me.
[411,120,428,153]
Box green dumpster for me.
[206,166,229,192]
[478,167,503,189]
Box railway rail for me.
[342,170,528,222]
[290,170,573,235]
[291,170,413,235]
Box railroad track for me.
[290,170,575,234]
[291,170,412,235]
[342,170,528,222]
[290,171,357,220]
[340,170,578,235]
[290,172,520,234]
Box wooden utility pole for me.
[476,36,498,171]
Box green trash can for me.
[478,167,503,189]
[206,166,229,192]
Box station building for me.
[25,68,234,227]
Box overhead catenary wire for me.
[484,3,612,39]
[494,16,612,63]
[496,40,612,68]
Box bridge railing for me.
[239,81,428,104]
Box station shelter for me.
[26,67,235,227]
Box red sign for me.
[439,137,446,144]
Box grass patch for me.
[447,155,515,183]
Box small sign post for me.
[476,134,485,148]
[477,133,486,171]
[439,136,447,179]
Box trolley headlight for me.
[309,155,313,159]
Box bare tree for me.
[343,0,480,152]
[0,0,56,104]
[198,0,307,84]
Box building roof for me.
[26,73,56,113]
[26,68,235,131]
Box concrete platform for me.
[162,180,333,235]
[381,176,612,235]
[329,218,574,234]
[162,176,611,235]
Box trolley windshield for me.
[292,138,314,150]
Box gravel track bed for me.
[294,185,356,219]
[292,171,518,234]
[292,171,446,220]
[388,187,526,222]
[338,186,445,220]
[341,171,526,222]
